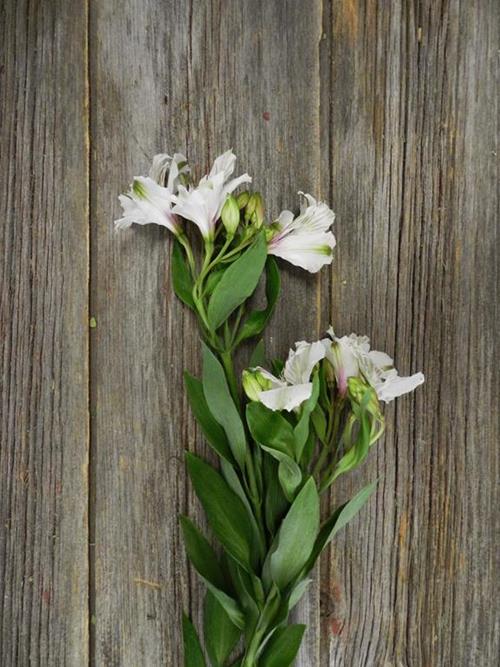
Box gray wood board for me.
[0,0,89,664]
[320,1,499,665]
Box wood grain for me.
[0,0,89,664]
[320,0,499,665]
[1,0,498,665]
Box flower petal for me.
[284,341,326,385]
[376,372,425,402]
[259,383,313,412]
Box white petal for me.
[269,230,336,272]
[149,154,171,185]
[259,383,313,411]
[209,149,236,180]
[376,372,425,402]
[284,341,325,385]
[368,349,394,368]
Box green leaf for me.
[249,339,266,368]
[288,578,312,610]
[181,515,247,630]
[246,402,296,459]
[204,591,241,667]
[234,257,280,344]
[204,267,226,296]
[183,614,206,667]
[269,477,320,590]
[310,404,327,443]
[226,557,260,631]
[259,624,306,667]
[259,445,301,501]
[186,453,256,572]
[221,459,265,562]
[184,373,233,463]
[263,457,289,537]
[172,240,195,309]
[207,232,267,330]
[179,516,226,591]
[293,373,320,461]
[202,344,247,469]
[303,480,377,576]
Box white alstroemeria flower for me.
[267,193,336,273]
[257,340,326,412]
[115,177,180,234]
[115,153,190,233]
[322,327,424,403]
[171,149,251,239]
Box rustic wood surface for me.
[1,1,498,665]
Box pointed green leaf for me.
[246,402,296,459]
[249,339,266,368]
[186,453,255,572]
[179,516,226,591]
[204,591,241,667]
[185,373,233,463]
[263,457,289,537]
[234,257,280,344]
[269,477,319,590]
[183,614,206,667]
[303,480,378,576]
[202,344,247,469]
[259,624,306,667]
[172,240,195,309]
[293,373,319,461]
[259,445,301,501]
[207,232,267,330]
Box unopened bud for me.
[242,368,272,402]
[237,191,250,209]
[221,195,240,236]
[245,192,265,228]
[347,377,380,416]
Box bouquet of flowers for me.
[116,150,424,666]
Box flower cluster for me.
[244,327,424,412]
[116,149,336,273]
[117,149,424,667]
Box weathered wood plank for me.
[320,1,499,665]
[0,1,90,664]
[90,0,323,664]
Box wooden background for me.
[1,0,498,665]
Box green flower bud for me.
[245,192,265,228]
[221,195,241,236]
[242,368,272,401]
[237,191,250,209]
[347,377,380,417]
